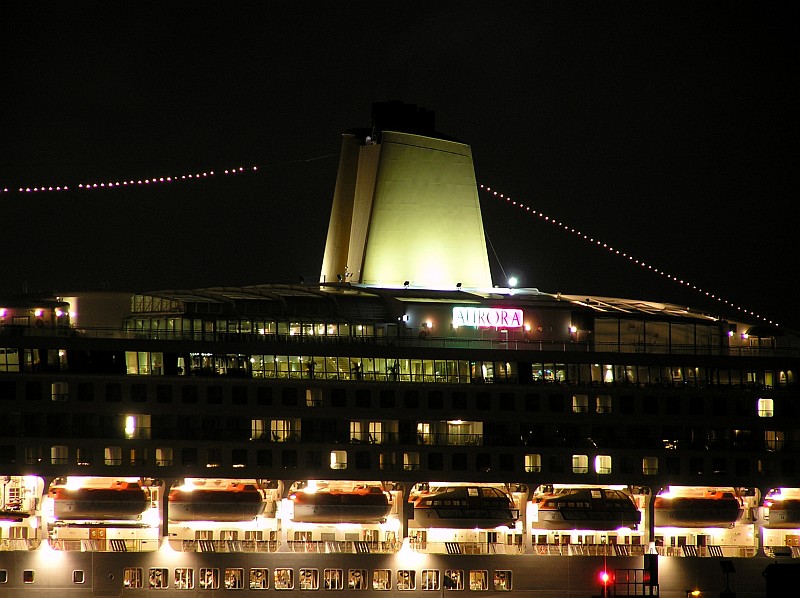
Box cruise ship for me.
[1,102,797,597]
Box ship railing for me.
[0,538,41,551]
[287,540,399,554]
[655,544,756,558]
[48,538,154,552]
[532,543,645,557]
[169,539,279,553]
[8,324,800,357]
[765,546,800,558]
[414,541,524,555]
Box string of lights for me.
[479,183,778,327]
[0,161,776,326]
[1,165,257,194]
[0,153,338,194]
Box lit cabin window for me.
[124,414,151,439]
[324,569,343,590]
[330,450,347,470]
[757,398,774,417]
[249,568,269,590]
[493,571,512,591]
[156,447,173,466]
[445,570,464,591]
[525,454,542,473]
[469,570,488,591]
[123,568,143,588]
[50,445,68,465]
[274,568,293,590]
[51,382,68,401]
[765,430,785,452]
[225,569,244,590]
[596,395,612,414]
[421,570,440,591]
[348,569,367,590]
[572,395,589,413]
[572,454,589,474]
[373,570,391,591]
[149,568,167,589]
[643,457,659,475]
[403,452,420,471]
[104,446,122,466]
[199,568,219,590]
[299,569,319,590]
[396,570,415,590]
[306,388,322,406]
[595,455,612,474]
[174,568,194,590]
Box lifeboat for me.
[169,480,265,521]
[532,486,641,530]
[409,485,518,529]
[654,487,743,527]
[289,482,391,523]
[763,489,800,528]
[49,480,149,520]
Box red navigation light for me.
[599,571,610,585]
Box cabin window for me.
[175,568,194,590]
[765,430,786,452]
[149,568,167,589]
[299,569,319,590]
[643,457,658,475]
[404,452,420,471]
[379,452,396,471]
[397,570,416,590]
[156,447,173,466]
[572,394,589,413]
[23,570,34,584]
[445,570,463,590]
[330,450,347,469]
[306,388,323,407]
[73,570,85,584]
[758,398,774,417]
[348,569,367,590]
[373,569,391,590]
[324,569,343,590]
[274,568,293,590]
[50,445,68,465]
[123,568,143,588]
[250,568,269,590]
[124,414,151,439]
[225,569,244,590]
[493,571,511,591]
[596,395,612,414]
[0,570,6,584]
[422,570,440,591]
[525,454,542,473]
[51,381,68,401]
[469,570,488,591]
[200,568,219,589]
[572,454,589,474]
[595,455,612,475]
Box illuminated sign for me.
[452,306,524,328]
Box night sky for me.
[2,3,797,329]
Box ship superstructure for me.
[1,102,797,597]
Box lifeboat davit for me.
[49,481,149,520]
[532,487,641,530]
[654,488,743,527]
[764,489,800,528]
[289,484,391,523]
[169,481,265,521]
[409,485,518,529]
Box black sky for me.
[2,2,797,328]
